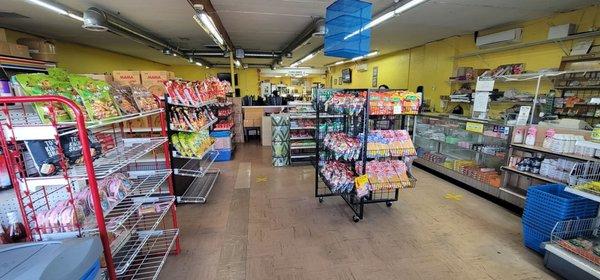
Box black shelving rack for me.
[314,88,415,222]
[164,95,220,204]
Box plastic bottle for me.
[7,211,26,243]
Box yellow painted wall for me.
[327,4,600,115]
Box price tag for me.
[393,104,402,115]
[465,122,484,133]
[355,174,369,191]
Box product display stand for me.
[314,89,416,222]
[0,95,179,280]
[165,96,220,204]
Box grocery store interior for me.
[1,0,600,279]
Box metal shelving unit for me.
[165,95,220,204]
[0,95,179,280]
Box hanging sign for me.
[473,92,490,112]
[465,122,484,134]
[516,106,532,125]
[475,78,495,92]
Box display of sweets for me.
[291,118,315,128]
[320,161,355,193]
[217,108,232,117]
[360,130,416,158]
[323,133,361,161]
[214,120,234,130]
[355,160,412,191]
[317,120,344,139]
[170,130,214,158]
[324,92,366,116]
[170,107,215,131]
[369,91,421,115]
[164,77,229,106]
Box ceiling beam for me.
[187,0,235,51]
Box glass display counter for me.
[413,113,519,205]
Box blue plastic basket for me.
[210,131,231,138]
[324,0,372,59]
[522,222,549,254]
[524,184,598,218]
[214,149,232,162]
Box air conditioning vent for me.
[476,28,522,48]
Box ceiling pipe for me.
[211,64,270,68]
[274,17,325,66]
[82,7,212,66]
[185,50,281,58]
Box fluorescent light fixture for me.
[67,12,83,22]
[193,12,226,50]
[365,51,379,57]
[290,62,299,68]
[195,62,203,66]
[344,0,428,40]
[172,53,177,57]
[350,55,364,61]
[189,57,194,63]
[274,75,282,78]
[28,0,84,22]
[234,60,241,67]
[334,61,346,66]
[205,66,210,69]
[290,51,318,68]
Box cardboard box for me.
[81,74,113,83]
[141,71,171,97]
[17,38,55,54]
[112,71,141,86]
[31,53,56,62]
[0,42,10,56]
[0,29,7,42]
[9,44,30,58]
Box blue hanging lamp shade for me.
[324,0,372,59]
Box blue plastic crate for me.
[522,222,550,254]
[525,184,598,217]
[214,149,232,162]
[324,0,372,59]
[210,131,231,138]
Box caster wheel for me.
[386,201,393,207]
[352,215,360,223]
[318,197,324,203]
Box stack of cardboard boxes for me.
[0,29,32,59]
[232,97,244,143]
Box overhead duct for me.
[82,7,212,66]
[275,18,325,65]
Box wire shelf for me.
[84,171,172,233]
[111,196,175,275]
[166,97,217,108]
[172,144,215,160]
[23,137,168,187]
[551,218,600,267]
[178,169,220,204]
[117,229,179,280]
[174,150,219,178]
[169,117,217,133]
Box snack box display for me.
[14,73,73,123]
[68,75,121,121]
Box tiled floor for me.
[160,142,556,280]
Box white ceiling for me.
[0,0,597,68]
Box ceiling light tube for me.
[394,0,428,14]
[28,0,84,22]
[195,62,203,66]
[334,61,346,66]
[193,12,226,50]
[67,12,84,21]
[234,60,241,67]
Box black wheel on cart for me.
[318,197,324,203]
[352,215,360,223]
[386,201,393,207]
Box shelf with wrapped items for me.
[118,228,179,280]
[0,95,179,280]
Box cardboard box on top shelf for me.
[0,43,10,56]
[0,29,7,42]
[81,74,114,83]
[112,71,141,86]
[17,38,56,61]
[141,71,170,97]
[9,44,30,58]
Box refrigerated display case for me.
[413,113,514,203]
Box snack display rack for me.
[0,95,179,280]
[314,89,417,222]
[165,95,220,204]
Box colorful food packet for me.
[110,84,139,115]
[14,73,72,123]
[69,75,121,121]
[131,84,159,111]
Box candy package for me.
[69,75,121,121]
[14,74,72,123]
[131,84,159,111]
[110,84,139,114]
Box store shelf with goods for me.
[290,126,316,130]
[0,55,55,72]
[0,94,179,280]
[290,114,344,119]
[415,135,506,160]
[501,166,564,184]
[565,187,600,203]
[290,136,314,140]
[510,143,599,162]
[165,96,217,108]
[169,118,218,134]
[544,243,600,280]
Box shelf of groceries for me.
[0,66,238,279]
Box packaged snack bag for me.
[131,84,159,111]
[110,84,139,114]
[69,75,120,121]
[15,74,72,123]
